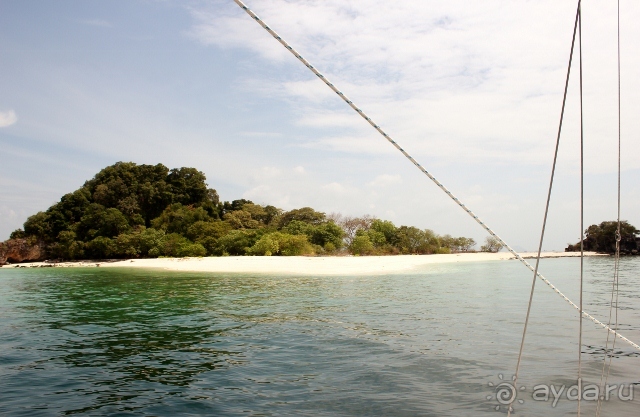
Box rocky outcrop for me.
[0,238,47,265]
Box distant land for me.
[1,162,636,266]
[0,162,501,265]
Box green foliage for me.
[86,236,117,258]
[76,204,131,240]
[480,236,504,253]
[310,221,344,249]
[277,233,314,256]
[166,167,209,207]
[284,219,343,249]
[46,189,92,240]
[456,237,476,252]
[10,229,26,239]
[247,234,280,256]
[186,220,231,241]
[394,226,436,254]
[177,242,206,257]
[23,212,51,239]
[11,161,490,260]
[185,220,232,255]
[349,235,374,255]
[262,205,283,226]
[223,210,262,230]
[279,207,326,228]
[157,233,189,257]
[283,219,313,236]
[151,203,212,234]
[566,220,639,254]
[364,229,386,247]
[248,232,315,256]
[370,219,397,243]
[49,231,85,260]
[222,199,253,213]
[139,228,166,255]
[113,229,144,258]
[214,230,259,256]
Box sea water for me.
[0,257,638,416]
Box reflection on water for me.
[0,258,639,416]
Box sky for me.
[1,0,639,251]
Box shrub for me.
[248,234,279,256]
[214,230,259,256]
[349,235,373,255]
[177,242,206,257]
[248,232,314,256]
[139,228,166,255]
[86,236,117,258]
[276,233,314,256]
[49,231,85,260]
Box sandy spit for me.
[3,252,605,275]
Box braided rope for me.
[232,0,640,351]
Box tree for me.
[222,199,253,214]
[76,204,131,240]
[167,167,209,206]
[456,237,476,252]
[214,230,260,256]
[49,231,84,260]
[394,226,434,254]
[331,214,374,246]
[248,234,280,256]
[566,220,639,254]
[310,221,344,249]
[86,236,117,258]
[480,236,504,253]
[278,207,326,228]
[223,210,263,230]
[23,212,51,240]
[349,235,373,255]
[151,204,212,234]
[370,219,397,245]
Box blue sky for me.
[1,0,639,251]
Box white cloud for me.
[189,0,640,173]
[368,174,402,187]
[322,182,347,194]
[0,110,17,127]
[298,134,394,155]
[293,166,305,174]
[255,166,282,180]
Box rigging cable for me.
[577,2,585,415]
[232,0,640,352]
[507,2,581,415]
[596,1,623,415]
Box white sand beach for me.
[5,252,604,275]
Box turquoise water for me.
[0,257,638,416]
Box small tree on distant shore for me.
[480,236,504,253]
[565,221,639,254]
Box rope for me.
[507,2,581,415]
[577,3,585,415]
[596,2,622,414]
[232,0,640,352]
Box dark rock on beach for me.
[0,238,47,266]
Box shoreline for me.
[2,252,605,275]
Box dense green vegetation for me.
[9,162,483,260]
[565,221,639,254]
